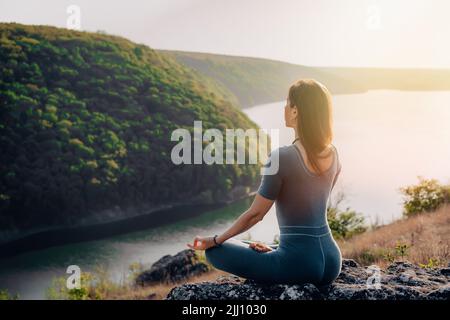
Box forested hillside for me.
[0,23,260,231]
[163,50,361,108]
[165,50,450,108]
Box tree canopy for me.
[0,23,261,231]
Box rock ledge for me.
[166,258,449,300]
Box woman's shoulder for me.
[261,146,289,176]
[330,143,341,166]
[271,145,297,172]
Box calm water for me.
[0,90,449,299]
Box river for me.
[0,90,449,299]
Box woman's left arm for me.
[187,193,274,250]
[188,148,283,250]
[217,193,274,244]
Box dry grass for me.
[338,204,450,268]
[103,269,230,300]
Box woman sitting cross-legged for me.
[187,79,343,286]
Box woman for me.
[187,79,342,286]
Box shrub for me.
[0,289,19,300]
[399,176,450,217]
[327,192,367,240]
[45,267,125,300]
[357,248,386,265]
[394,242,410,260]
[419,258,440,269]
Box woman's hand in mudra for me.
[187,235,217,251]
[249,241,273,253]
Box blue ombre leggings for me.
[205,224,342,286]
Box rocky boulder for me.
[166,259,449,300]
[135,249,210,286]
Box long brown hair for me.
[288,79,334,176]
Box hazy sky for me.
[1,0,449,68]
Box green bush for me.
[327,192,367,240]
[394,242,410,260]
[45,268,126,300]
[399,176,450,217]
[46,272,96,300]
[419,258,440,269]
[355,247,389,265]
[0,289,19,300]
